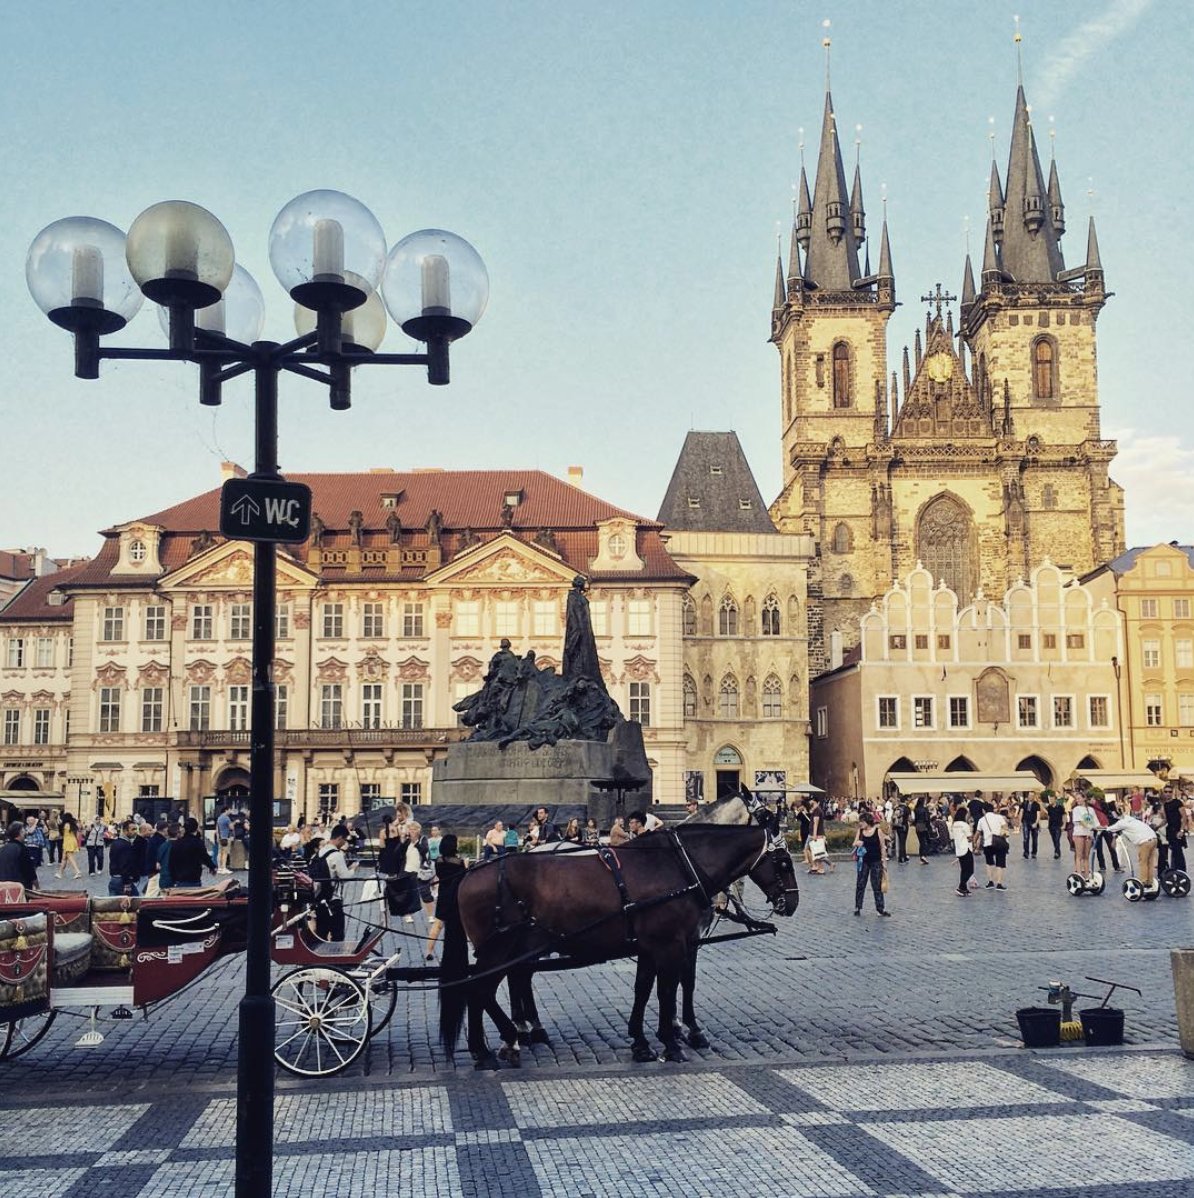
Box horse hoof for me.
[473,1053,501,1072]
[685,1029,710,1050]
[498,1045,521,1068]
[516,1029,533,1047]
[529,1026,551,1045]
[662,1044,687,1064]
[631,1043,656,1063]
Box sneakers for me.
[995,883,1007,890]
[955,887,968,897]
[853,909,861,916]
[879,910,892,917]
[985,880,995,889]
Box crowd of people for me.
[788,784,1193,911]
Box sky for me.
[1,0,1189,558]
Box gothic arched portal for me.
[916,493,976,602]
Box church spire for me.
[796,165,812,251]
[961,252,976,304]
[1047,157,1065,237]
[773,250,786,310]
[999,85,1065,282]
[850,162,866,245]
[988,161,1005,243]
[803,91,862,290]
[1086,215,1103,271]
[981,215,1001,284]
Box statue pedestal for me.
[430,721,651,820]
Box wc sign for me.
[219,476,312,544]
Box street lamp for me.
[26,190,487,1198]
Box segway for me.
[1122,876,1155,901]
[1066,871,1104,896]
[1160,868,1191,898]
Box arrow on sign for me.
[230,495,261,525]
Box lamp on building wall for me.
[27,192,487,1198]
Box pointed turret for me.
[796,166,812,250]
[988,161,1005,242]
[914,328,922,370]
[850,163,865,244]
[787,220,802,282]
[981,216,1002,285]
[877,218,893,279]
[803,91,862,290]
[1047,158,1065,237]
[902,346,911,397]
[1085,215,1102,271]
[961,253,976,304]
[773,252,786,310]
[999,85,1064,283]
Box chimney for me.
[829,629,843,670]
[221,461,247,481]
[567,465,584,487]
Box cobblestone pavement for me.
[3,850,1192,1195]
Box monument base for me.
[430,721,651,824]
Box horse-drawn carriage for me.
[1,790,799,1076]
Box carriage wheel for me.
[1066,873,1087,897]
[1161,869,1191,898]
[1088,871,1105,896]
[1,1010,57,1061]
[345,954,399,1036]
[272,968,372,1077]
[1122,877,1143,902]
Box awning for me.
[1070,770,1163,791]
[1168,765,1194,780]
[886,772,1044,795]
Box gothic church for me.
[769,81,1125,671]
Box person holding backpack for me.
[310,824,356,940]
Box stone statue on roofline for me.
[348,509,364,547]
[385,509,402,543]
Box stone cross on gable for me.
[920,282,957,319]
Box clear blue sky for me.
[1,1,1187,557]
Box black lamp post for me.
[26,191,488,1198]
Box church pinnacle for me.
[803,91,863,290]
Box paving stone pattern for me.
[1,850,1191,1196]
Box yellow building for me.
[658,432,814,800]
[1084,544,1194,776]
[0,467,691,822]
[810,562,1124,802]
[769,80,1125,672]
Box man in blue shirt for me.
[215,806,234,875]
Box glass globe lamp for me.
[126,201,235,309]
[381,228,488,342]
[269,190,386,314]
[157,264,265,345]
[26,216,143,334]
[293,273,386,351]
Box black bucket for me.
[1016,1006,1061,1048]
[1080,1007,1125,1047]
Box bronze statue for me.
[452,576,621,746]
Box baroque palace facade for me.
[0,467,694,820]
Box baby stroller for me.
[919,816,951,855]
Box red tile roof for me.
[0,562,89,623]
[64,471,694,589]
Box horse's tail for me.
[437,917,470,1055]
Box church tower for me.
[769,86,896,668]
[959,84,1125,574]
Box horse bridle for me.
[737,786,799,915]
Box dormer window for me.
[503,490,523,507]
[129,540,147,563]
[687,497,700,508]
[380,492,403,509]
[739,499,752,510]
[47,590,64,607]
[607,533,628,559]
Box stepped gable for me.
[657,431,776,534]
[891,316,993,442]
[63,469,690,588]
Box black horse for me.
[438,800,799,1068]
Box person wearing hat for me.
[312,824,357,940]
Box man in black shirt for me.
[535,806,561,844]
[169,817,216,888]
[1020,794,1043,859]
[1046,794,1066,858]
[0,822,38,891]
[107,822,140,895]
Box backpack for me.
[415,837,435,883]
[307,850,333,901]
